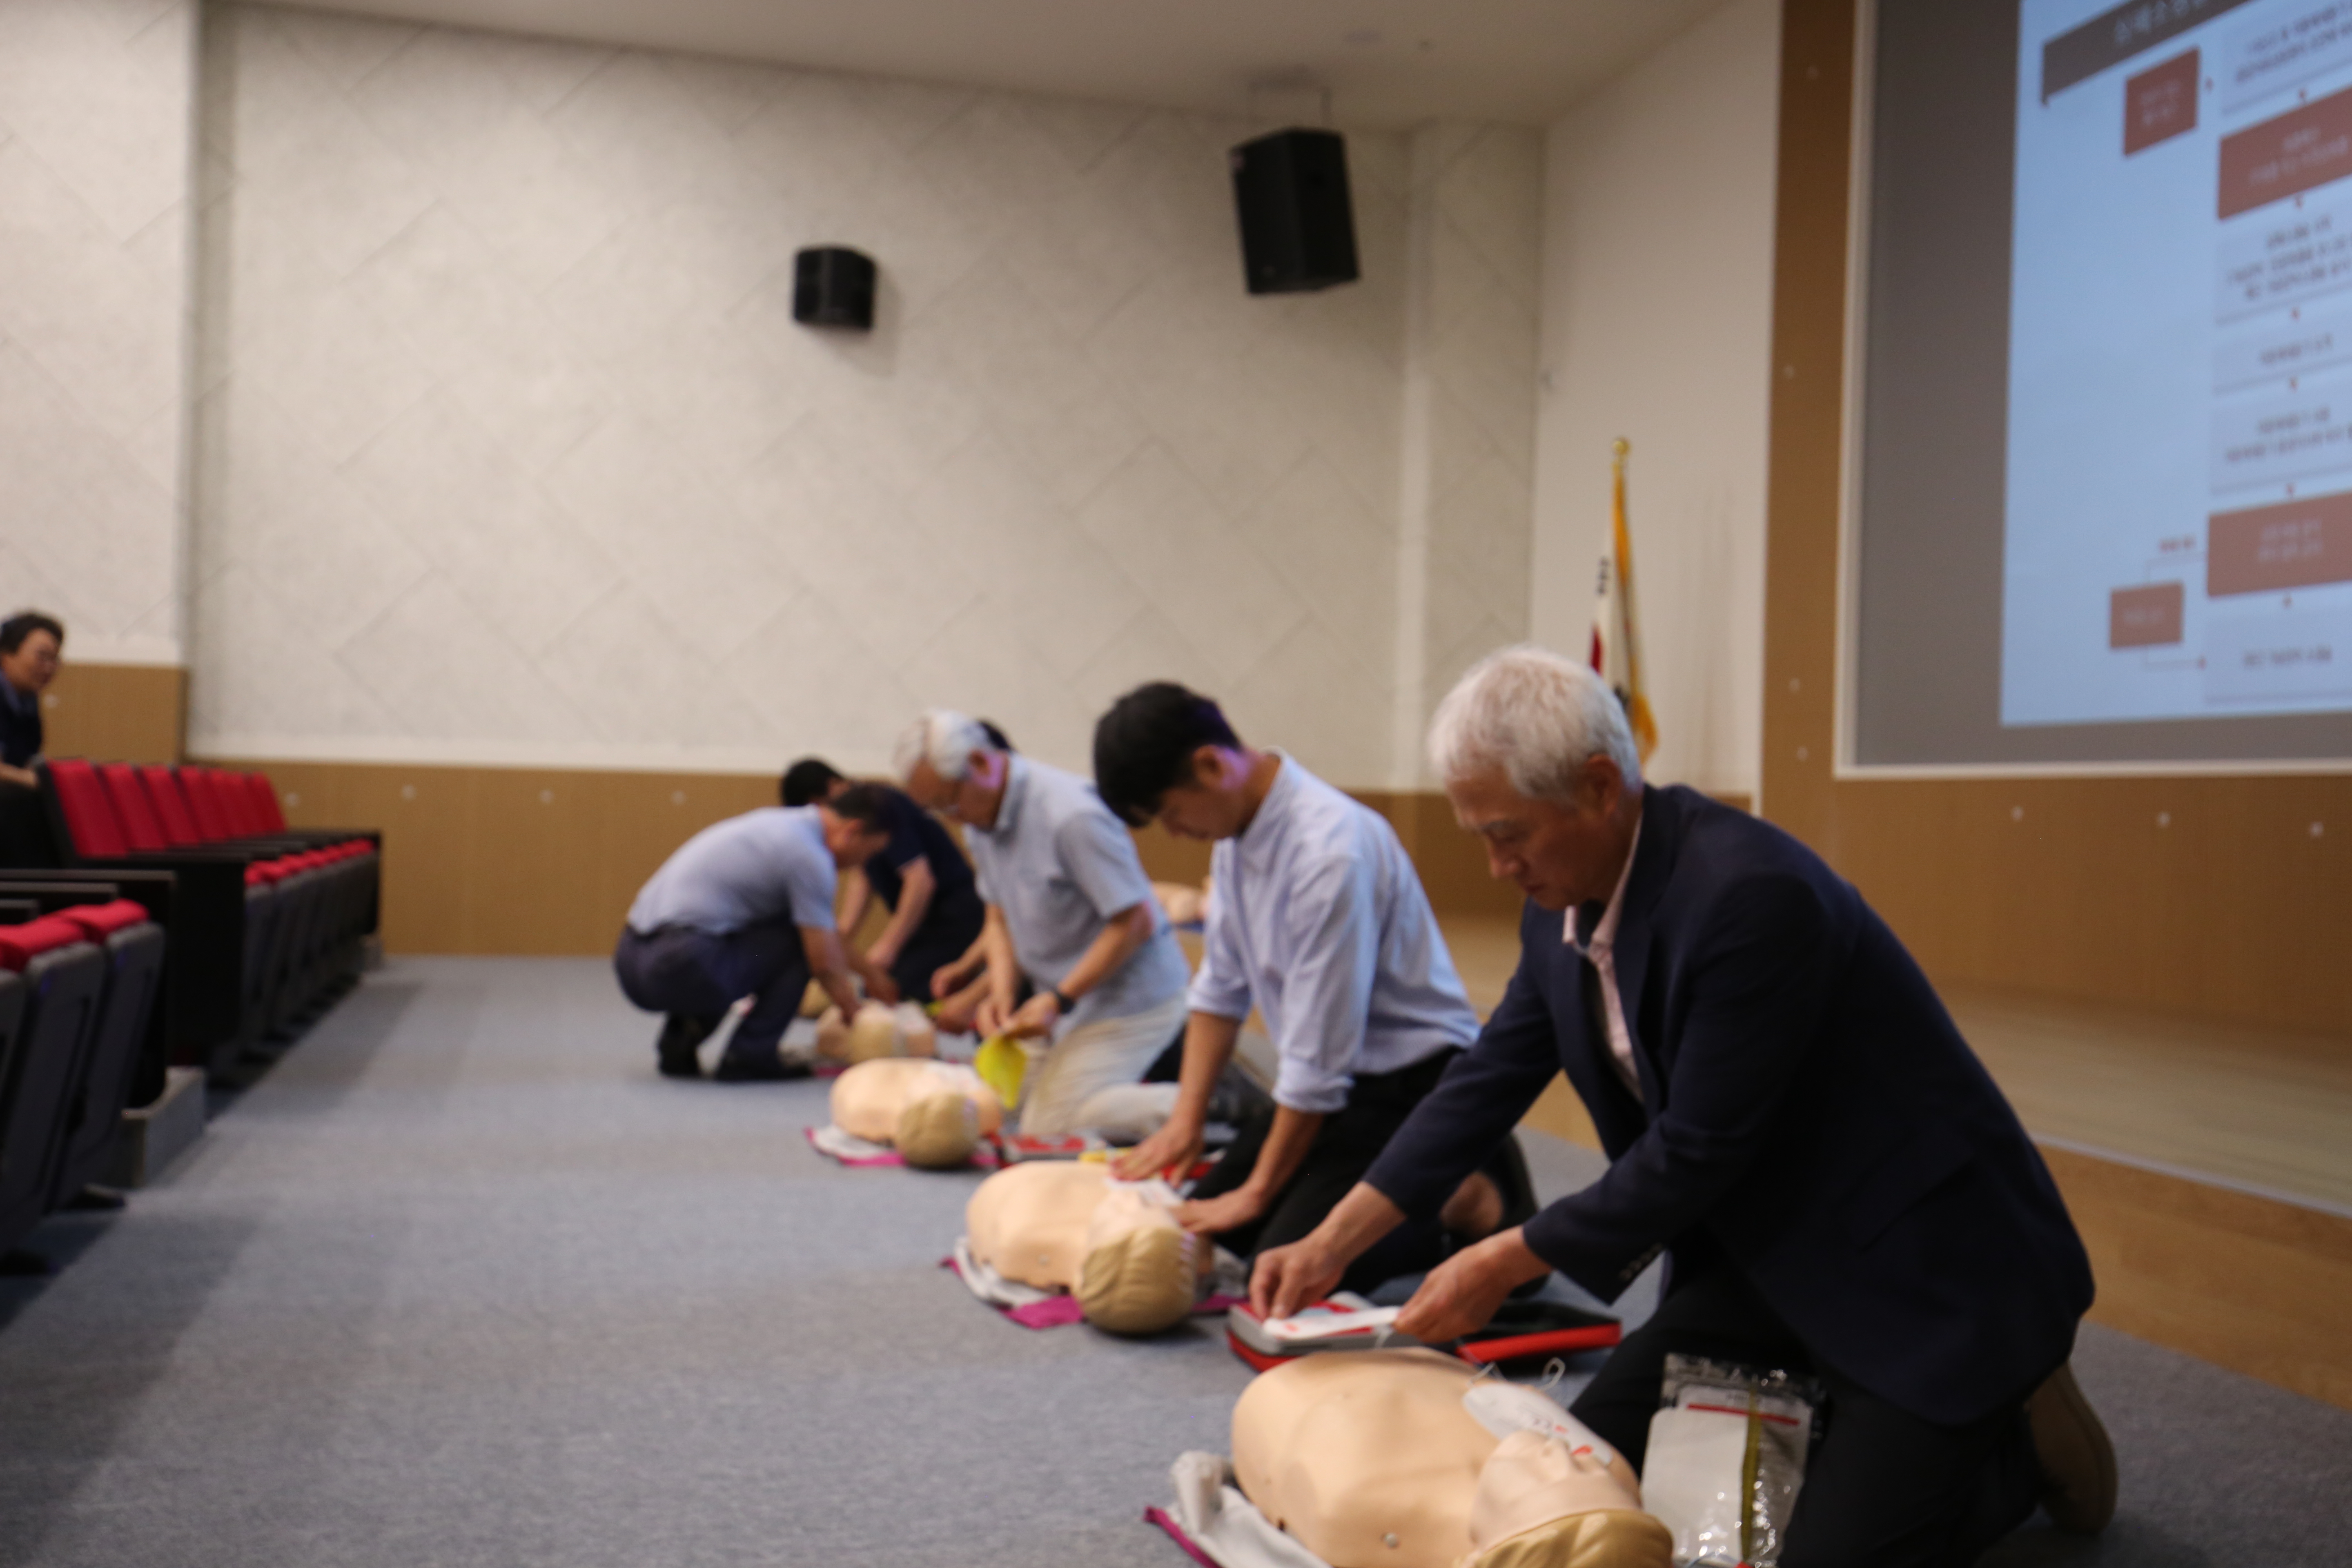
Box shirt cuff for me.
[1271,1061,1350,1115]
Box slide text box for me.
[2218,81,2352,217]
[2214,295,2352,388]
[2210,387,2352,488]
[2203,605,2352,698]
[2128,50,2202,153]
[2220,0,2352,112]
[2208,489,2352,590]
[2111,581,2188,645]
[2215,190,2352,320]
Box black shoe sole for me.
[712,1056,813,1083]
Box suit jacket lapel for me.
[1610,786,1681,1108]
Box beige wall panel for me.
[1764,0,2352,1036]
[2044,1148,2352,1412]
[41,662,186,764]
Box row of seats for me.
[0,898,164,1261]
[31,760,381,1076]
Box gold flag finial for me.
[1612,437,1630,462]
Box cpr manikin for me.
[1225,1351,1669,1568]
[964,1160,1203,1335]
[829,1057,1004,1168]
[814,1000,938,1064]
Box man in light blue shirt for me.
[897,710,1190,1139]
[1099,682,1529,1293]
[615,802,879,1081]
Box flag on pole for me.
[1590,438,1659,762]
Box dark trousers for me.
[1569,1259,2042,1568]
[613,921,809,1063]
[1192,1049,1467,1296]
[884,895,985,1007]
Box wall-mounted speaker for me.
[1229,128,1359,295]
[793,246,877,330]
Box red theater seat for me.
[138,766,201,848]
[246,773,290,834]
[0,913,105,1255]
[46,899,164,1207]
[175,767,233,843]
[98,764,170,854]
[44,761,128,861]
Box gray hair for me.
[893,709,996,782]
[1426,644,1642,800]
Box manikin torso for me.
[964,1161,1201,1334]
[1231,1351,1669,1568]
[829,1058,1001,1145]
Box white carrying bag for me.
[1640,1355,1820,1567]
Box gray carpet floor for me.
[0,957,2345,1566]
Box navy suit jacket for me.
[1363,784,2093,1425]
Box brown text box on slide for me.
[2110,582,2185,648]
[2219,84,2352,218]
[2209,490,2352,594]
[2127,50,2199,156]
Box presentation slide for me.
[2006,0,2352,729]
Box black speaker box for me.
[1229,128,1359,295]
[793,246,877,330]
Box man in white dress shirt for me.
[896,709,1192,1140]
[1099,682,1531,1293]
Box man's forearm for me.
[1169,1013,1242,1127]
[867,863,933,967]
[1238,1104,1323,1201]
[1306,1181,1408,1266]
[801,927,860,1014]
[1055,903,1151,1001]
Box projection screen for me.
[1851,0,2352,766]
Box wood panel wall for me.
[1765,0,2352,1036]
[209,759,1533,956]
[39,662,185,764]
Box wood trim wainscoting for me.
[41,662,186,764]
[1767,0,2352,1410]
[205,758,1558,957]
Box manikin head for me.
[895,709,1009,829]
[814,782,893,866]
[1428,646,1643,913]
[0,612,62,698]
[1463,1431,1668,1568]
[1093,682,1261,840]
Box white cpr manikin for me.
[829,1058,1002,1168]
[815,1001,938,1064]
[1229,1352,1669,1568]
[965,1161,1202,1334]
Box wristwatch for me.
[1047,986,1075,1013]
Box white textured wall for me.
[1393,122,1543,785]
[0,0,195,666]
[189,5,1502,786]
[1530,0,1779,799]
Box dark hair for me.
[780,757,845,807]
[1093,682,1241,826]
[978,719,1013,752]
[0,611,63,657]
[828,782,892,829]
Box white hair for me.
[1426,644,1642,800]
[893,709,996,782]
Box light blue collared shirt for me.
[627,806,838,936]
[966,755,1188,1027]
[1189,756,1478,1113]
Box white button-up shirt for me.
[1189,757,1479,1114]
[1567,818,1644,1101]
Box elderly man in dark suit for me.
[1252,645,2113,1566]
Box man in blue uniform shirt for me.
[615,800,878,1081]
[1252,646,2115,1566]
[0,610,62,787]
[1096,682,1531,1291]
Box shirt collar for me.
[1234,751,1293,846]
[1568,815,1643,954]
[981,753,1028,838]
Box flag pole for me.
[1610,438,1659,762]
